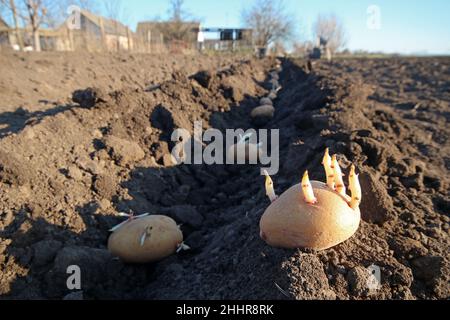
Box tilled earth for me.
[0,53,448,300]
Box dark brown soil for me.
[0,52,448,300]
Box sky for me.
[107,0,450,55]
[1,0,448,54]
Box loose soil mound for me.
[0,55,448,300]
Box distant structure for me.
[309,36,331,61]
[135,22,253,53]
[136,21,200,52]
[0,12,253,54]
[0,16,67,51]
[0,17,10,47]
[62,10,133,52]
[200,28,253,51]
[0,10,133,52]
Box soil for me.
[0,52,448,300]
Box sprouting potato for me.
[259,150,361,250]
[108,214,183,263]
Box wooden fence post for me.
[68,28,74,51]
[127,27,132,51]
[99,18,106,52]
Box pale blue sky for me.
[106,0,449,55]
[2,0,446,54]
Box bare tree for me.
[0,0,25,50]
[73,0,97,12]
[23,0,50,51]
[169,0,186,21]
[242,0,295,48]
[0,0,6,18]
[292,40,314,58]
[312,14,347,54]
[104,0,125,21]
[103,0,128,32]
[1,0,62,51]
[164,0,195,42]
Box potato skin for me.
[260,181,360,250]
[108,215,183,263]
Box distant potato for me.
[251,105,275,119]
[251,105,275,126]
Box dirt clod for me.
[347,266,371,297]
[0,150,35,186]
[104,135,145,166]
[72,87,109,108]
[359,170,395,224]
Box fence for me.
[203,39,254,53]
[0,26,202,54]
[0,27,72,51]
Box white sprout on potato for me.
[331,154,346,197]
[301,170,317,204]
[263,149,362,210]
[263,169,278,202]
[238,132,252,144]
[307,149,361,210]
[140,225,153,247]
[322,148,335,189]
[238,132,263,149]
[348,165,362,210]
[176,242,191,253]
[140,232,147,247]
[109,212,150,232]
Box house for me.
[0,17,70,51]
[2,11,134,52]
[136,21,200,51]
[37,28,72,51]
[202,28,253,51]
[0,18,27,50]
[63,10,133,52]
[0,17,10,47]
[0,17,8,28]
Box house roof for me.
[83,10,130,36]
[67,10,130,36]
[0,17,9,29]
